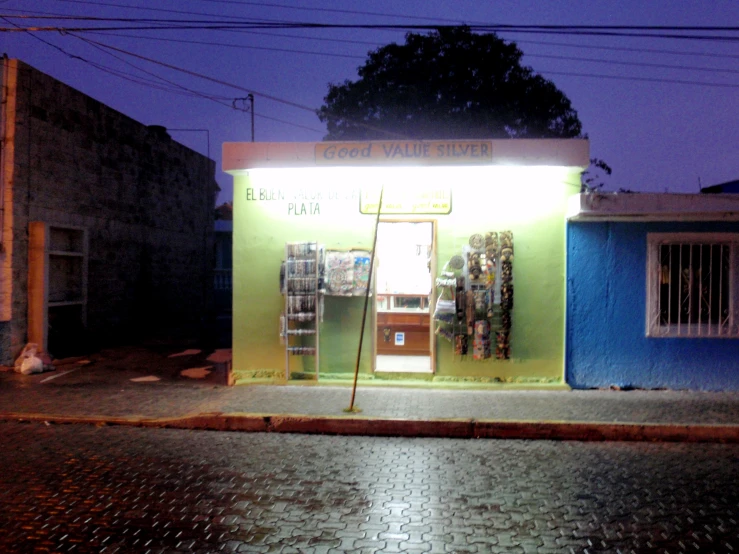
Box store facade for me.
[223,139,588,386]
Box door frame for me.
[372,218,437,373]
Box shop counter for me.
[376,302,430,356]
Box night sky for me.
[2,1,738,203]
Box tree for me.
[580,158,613,193]
[318,26,582,141]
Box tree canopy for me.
[318,27,583,141]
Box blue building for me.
[566,192,739,391]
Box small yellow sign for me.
[360,188,451,215]
[316,140,493,165]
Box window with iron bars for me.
[647,233,739,337]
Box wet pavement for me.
[1,345,739,442]
[1,422,738,553]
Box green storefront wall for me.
[224,140,588,385]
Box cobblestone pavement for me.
[1,421,738,553]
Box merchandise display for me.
[434,230,514,360]
[281,241,321,379]
[324,250,372,296]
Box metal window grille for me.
[647,234,739,337]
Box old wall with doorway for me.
[0,59,217,363]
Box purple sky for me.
[2,1,738,203]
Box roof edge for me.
[222,138,589,172]
[567,192,739,222]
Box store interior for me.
[374,221,434,373]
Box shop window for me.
[646,233,739,337]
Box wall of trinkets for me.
[433,231,514,360]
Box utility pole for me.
[248,94,254,142]
[233,95,255,142]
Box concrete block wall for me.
[0,59,217,363]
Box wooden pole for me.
[346,185,384,412]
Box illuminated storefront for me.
[223,139,589,386]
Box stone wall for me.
[0,59,217,362]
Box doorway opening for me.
[374,221,435,373]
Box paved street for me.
[0,422,737,553]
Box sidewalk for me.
[2,345,739,442]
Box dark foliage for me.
[318,27,583,141]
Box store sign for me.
[360,187,451,215]
[316,140,493,165]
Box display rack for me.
[433,231,514,360]
[282,241,320,380]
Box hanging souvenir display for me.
[433,230,514,361]
[469,233,485,250]
[466,290,475,335]
[495,330,510,359]
[473,320,491,360]
[449,255,465,270]
[454,333,468,355]
[323,250,373,296]
[324,251,354,296]
[467,251,483,283]
[484,232,499,288]
[455,276,466,322]
[352,251,371,295]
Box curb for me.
[2,412,739,443]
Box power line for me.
[79,29,739,78]
[3,19,739,42]
[516,38,739,61]
[27,0,739,61]
[541,69,739,88]
[8,11,737,92]
[526,52,739,76]
[11,7,739,57]
[5,16,325,134]
[195,0,469,24]
[83,30,365,60]
[74,34,320,111]
[72,33,238,103]
[67,34,327,133]
[69,34,406,138]
[32,0,282,22]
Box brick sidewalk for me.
[2,345,739,441]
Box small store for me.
[222,138,588,386]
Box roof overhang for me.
[567,193,739,222]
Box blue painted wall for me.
[566,220,739,391]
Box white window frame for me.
[646,232,739,338]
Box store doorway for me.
[374,221,435,373]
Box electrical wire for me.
[68,33,407,137]
[526,52,739,76]
[13,6,739,59]
[79,29,739,78]
[72,33,238,103]
[516,38,739,61]
[82,30,365,60]
[2,15,326,133]
[3,19,739,42]
[67,34,327,132]
[541,69,739,88]
[8,9,738,129]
